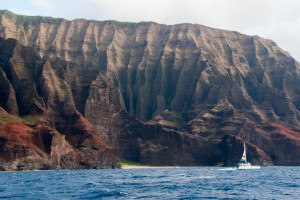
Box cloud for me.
[30,0,54,11]
[63,0,172,23]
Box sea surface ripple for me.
[0,166,299,199]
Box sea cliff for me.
[0,10,299,169]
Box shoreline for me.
[0,165,294,172]
[121,165,201,169]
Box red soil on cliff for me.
[272,123,300,141]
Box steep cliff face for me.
[0,38,119,170]
[0,10,300,166]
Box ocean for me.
[0,167,299,199]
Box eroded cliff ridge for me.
[0,10,300,167]
[0,37,119,170]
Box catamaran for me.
[237,142,260,170]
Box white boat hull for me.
[237,164,260,170]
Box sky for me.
[1,0,300,61]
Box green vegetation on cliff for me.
[0,9,63,32]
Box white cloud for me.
[30,0,54,11]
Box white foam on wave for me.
[198,176,216,179]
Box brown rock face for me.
[0,10,300,166]
[0,67,18,114]
[0,38,119,171]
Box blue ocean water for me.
[0,167,299,199]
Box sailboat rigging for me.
[237,142,260,170]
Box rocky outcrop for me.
[0,67,18,114]
[0,10,300,166]
[0,38,119,170]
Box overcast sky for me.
[1,0,300,61]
